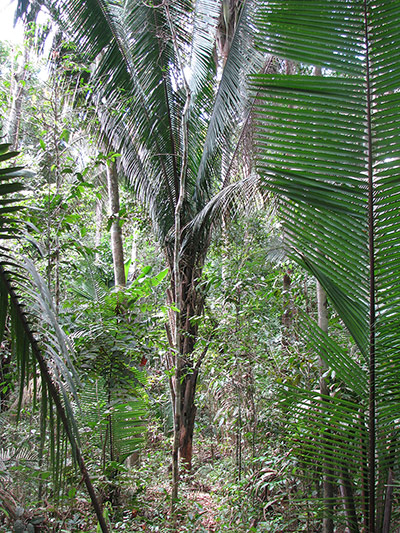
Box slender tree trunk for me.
[128,224,139,281]
[317,281,335,533]
[282,270,292,347]
[313,62,335,533]
[7,62,26,150]
[7,41,29,151]
[339,465,360,533]
[378,436,395,532]
[95,197,103,264]
[382,468,394,533]
[106,159,125,288]
[52,77,61,314]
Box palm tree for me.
[252,1,400,531]
[22,0,265,474]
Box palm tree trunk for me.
[179,368,198,468]
[170,37,191,507]
[167,265,205,475]
[339,465,360,533]
[106,159,125,288]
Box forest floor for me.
[187,490,218,532]
[114,440,252,532]
[3,436,380,532]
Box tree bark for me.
[95,197,103,264]
[167,260,205,470]
[281,270,292,347]
[179,369,198,468]
[106,159,125,288]
[382,468,394,533]
[314,62,335,533]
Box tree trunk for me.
[382,468,394,533]
[167,250,206,475]
[179,369,198,469]
[315,62,335,533]
[95,197,103,264]
[282,270,292,347]
[127,224,139,281]
[106,159,125,288]
[339,465,360,533]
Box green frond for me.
[252,0,400,528]
[32,1,266,251]
[195,0,264,204]
[79,378,147,463]
[183,173,265,254]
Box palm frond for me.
[30,1,266,249]
[194,0,265,205]
[252,0,400,529]
[79,374,147,464]
[182,172,265,253]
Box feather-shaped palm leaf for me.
[252,1,400,531]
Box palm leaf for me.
[79,379,147,463]
[31,1,266,249]
[252,1,400,530]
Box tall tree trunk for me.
[382,468,394,533]
[7,57,26,151]
[95,197,103,264]
[166,243,207,478]
[339,465,360,533]
[314,62,335,533]
[281,269,292,347]
[127,224,139,281]
[106,159,125,288]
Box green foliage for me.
[253,0,400,529]
[5,1,400,531]
[0,143,93,525]
[65,262,168,465]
